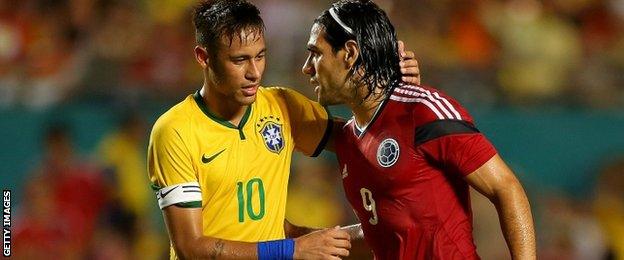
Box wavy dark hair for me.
[192,0,264,56]
[314,0,401,100]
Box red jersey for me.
[335,84,497,260]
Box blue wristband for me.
[257,239,295,260]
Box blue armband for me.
[257,239,295,260]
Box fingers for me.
[398,40,406,58]
[399,58,421,85]
[402,50,416,60]
[400,55,418,67]
[400,64,420,79]
[329,247,350,257]
[331,238,351,249]
[400,67,419,76]
[329,227,351,241]
[399,59,418,71]
[402,76,421,85]
[294,229,353,260]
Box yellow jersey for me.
[147,86,331,250]
[99,132,151,217]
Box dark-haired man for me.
[302,1,536,259]
[147,0,420,259]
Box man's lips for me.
[241,84,259,96]
[310,79,320,93]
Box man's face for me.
[203,30,266,106]
[302,24,352,106]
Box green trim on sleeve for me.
[150,183,161,191]
[175,201,202,208]
[311,107,334,157]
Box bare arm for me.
[163,206,257,259]
[283,220,364,241]
[164,206,352,259]
[465,154,536,260]
[284,219,321,238]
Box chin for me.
[317,93,330,105]
[317,96,328,106]
[238,95,257,106]
[319,97,339,106]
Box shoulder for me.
[389,84,474,127]
[259,86,322,117]
[260,86,310,102]
[150,95,195,140]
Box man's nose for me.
[246,60,261,80]
[302,57,314,76]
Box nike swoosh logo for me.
[159,186,178,199]
[202,149,226,164]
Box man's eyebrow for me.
[230,48,267,59]
[307,45,320,52]
[230,54,251,59]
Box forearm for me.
[284,219,321,238]
[163,206,258,259]
[341,223,364,240]
[492,182,536,260]
[173,236,257,260]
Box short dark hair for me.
[314,0,400,100]
[192,0,264,55]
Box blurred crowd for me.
[13,117,624,259]
[2,0,624,259]
[1,0,624,109]
[12,114,166,259]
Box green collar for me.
[193,90,252,139]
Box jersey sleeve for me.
[415,120,497,176]
[276,87,333,157]
[147,120,202,209]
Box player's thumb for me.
[398,40,406,58]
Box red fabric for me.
[419,133,496,177]
[335,85,496,259]
[14,162,107,257]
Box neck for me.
[200,82,248,126]
[346,85,385,128]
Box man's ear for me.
[194,46,210,69]
[343,40,359,69]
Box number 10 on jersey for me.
[237,178,265,222]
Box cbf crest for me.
[257,116,285,154]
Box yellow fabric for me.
[286,190,343,228]
[147,86,329,258]
[99,132,150,217]
[594,195,624,260]
[144,0,195,24]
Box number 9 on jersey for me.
[360,188,378,225]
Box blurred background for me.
[1,0,623,259]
